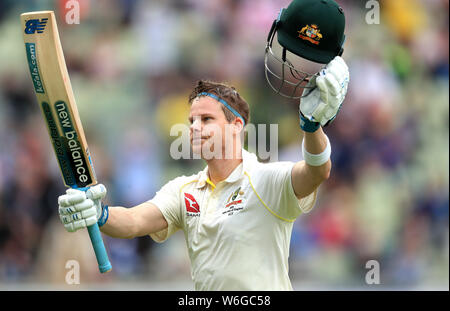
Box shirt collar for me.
[195,149,258,189]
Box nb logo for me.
[24,18,48,34]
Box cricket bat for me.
[21,11,112,273]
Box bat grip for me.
[87,223,112,273]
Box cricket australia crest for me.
[298,24,322,45]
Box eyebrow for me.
[188,114,214,123]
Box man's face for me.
[189,96,237,160]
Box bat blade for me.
[21,11,112,273]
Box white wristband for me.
[302,135,331,166]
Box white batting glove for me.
[300,56,349,126]
[58,184,107,232]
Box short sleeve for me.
[148,177,184,243]
[253,162,317,221]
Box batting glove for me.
[58,184,108,232]
[300,56,349,131]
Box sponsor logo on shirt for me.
[184,193,200,216]
[223,187,245,216]
[226,187,243,204]
[226,199,242,208]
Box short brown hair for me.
[188,80,250,125]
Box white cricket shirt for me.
[149,149,317,290]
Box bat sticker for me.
[25,43,45,93]
[24,18,48,34]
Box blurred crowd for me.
[0,0,448,289]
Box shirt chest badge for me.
[222,187,245,216]
[184,193,200,217]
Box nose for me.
[190,116,202,132]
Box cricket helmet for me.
[265,0,346,99]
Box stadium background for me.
[0,0,448,290]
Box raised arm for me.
[58,184,168,239]
[292,56,349,199]
[291,127,331,199]
[101,202,168,239]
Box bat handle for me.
[87,223,112,273]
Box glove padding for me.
[300,56,349,126]
[58,184,107,232]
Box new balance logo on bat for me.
[54,100,93,186]
[24,18,48,34]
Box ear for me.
[233,118,244,134]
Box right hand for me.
[58,184,107,232]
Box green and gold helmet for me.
[265,0,346,99]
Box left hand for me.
[300,56,349,127]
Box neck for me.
[206,148,243,185]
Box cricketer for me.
[57,0,349,290]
